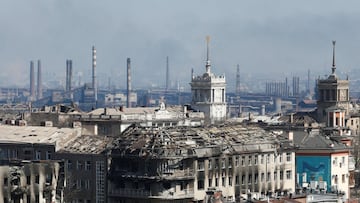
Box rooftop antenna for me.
[205,36,211,74]
[332,40,336,75]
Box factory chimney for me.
[66,59,73,91]
[30,61,35,101]
[166,56,169,91]
[127,58,131,108]
[37,60,42,100]
[236,64,240,97]
[92,46,97,103]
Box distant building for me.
[317,41,350,122]
[190,37,226,123]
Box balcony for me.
[160,169,195,180]
[108,188,194,200]
[108,188,151,198]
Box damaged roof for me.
[111,123,293,158]
[58,134,113,154]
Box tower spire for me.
[205,36,211,74]
[332,40,336,74]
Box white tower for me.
[190,36,227,123]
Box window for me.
[254,155,258,165]
[267,172,270,181]
[46,174,52,184]
[228,157,232,168]
[286,170,292,180]
[35,150,41,160]
[241,156,245,166]
[274,154,277,162]
[27,176,31,184]
[248,174,252,184]
[279,154,283,163]
[248,156,252,165]
[67,160,72,170]
[222,177,225,186]
[35,175,39,184]
[286,153,291,162]
[77,179,82,190]
[215,159,219,169]
[221,159,226,168]
[85,161,91,171]
[261,173,264,182]
[77,161,83,170]
[334,175,338,184]
[228,177,232,186]
[12,149,18,159]
[215,178,218,187]
[235,156,239,166]
[85,179,90,190]
[241,175,245,185]
[342,174,346,183]
[266,155,270,164]
[274,171,277,180]
[208,159,212,169]
[46,151,51,160]
[235,175,239,185]
[280,171,284,180]
[198,160,204,170]
[254,173,258,183]
[208,178,212,187]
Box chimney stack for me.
[37,60,42,100]
[166,56,169,91]
[29,61,35,101]
[66,59,73,91]
[92,46,97,103]
[127,58,131,108]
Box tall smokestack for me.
[166,56,169,91]
[236,64,240,96]
[66,59,73,91]
[37,60,42,100]
[30,61,35,101]
[127,58,131,108]
[92,46,97,102]
[66,60,69,91]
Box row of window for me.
[67,160,92,171]
[198,153,292,170]
[4,173,52,186]
[2,149,52,160]
[198,170,292,189]
[71,179,91,190]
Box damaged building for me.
[0,160,63,203]
[107,123,296,202]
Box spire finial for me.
[205,36,211,73]
[332,40,336,74]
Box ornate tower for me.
[317,41,349,122]
[190,36,227,123]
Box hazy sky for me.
[1,0,360,90]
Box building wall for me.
[193,152,295,201]
[0,161,61,203]
[54,153,107,203]
[331,152,349,199]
